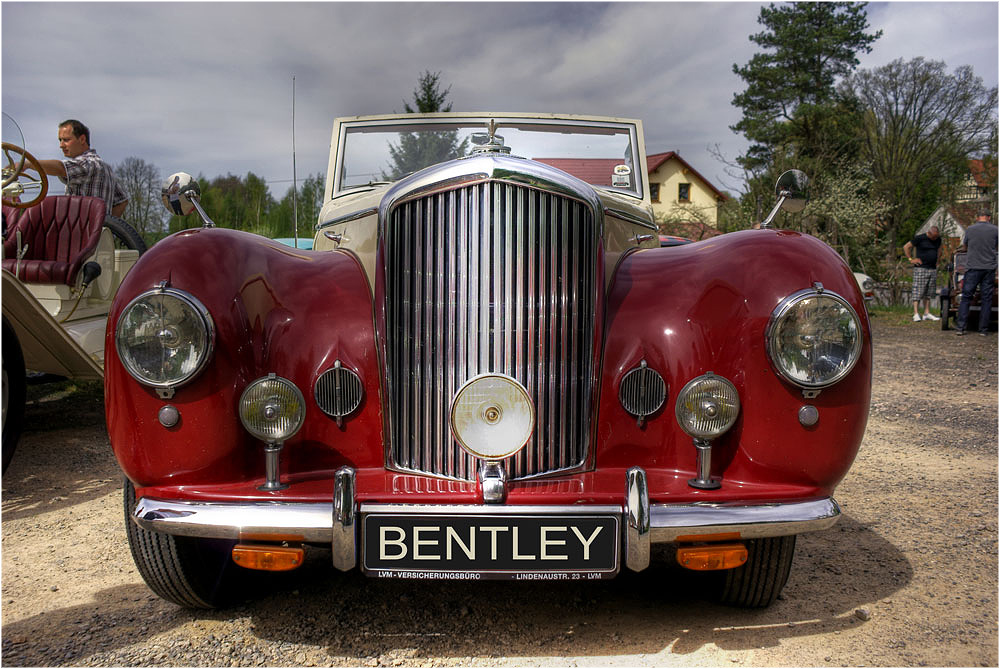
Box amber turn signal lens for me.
[232,544,304,571]
[676,543,748,571]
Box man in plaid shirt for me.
[37,119,128,217]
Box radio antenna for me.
[292,75,299,248]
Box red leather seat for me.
[2,196,107,285]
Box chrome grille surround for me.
[378,155,604,481]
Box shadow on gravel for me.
[1,381,118,522]
[239,513,910,660]
[0,513,913,666]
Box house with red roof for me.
[646,151,728,238]
[916,158,996,256]
[535,152,728,239]
[963,158,997,204]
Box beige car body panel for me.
[2,228,140,380]
[3,269,103,379]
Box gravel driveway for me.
[2,317,996,667]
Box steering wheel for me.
[2,142,48,209]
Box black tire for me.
[2,317,26,473]
[717,535,796,607]
[104,216,148,254]
[940,296,951,330]
[123,478,241,608]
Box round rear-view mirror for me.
[161,172,201,216]
[775,170,809,213]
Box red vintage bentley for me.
[106,113,871,608]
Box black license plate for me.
[362,512,620,580]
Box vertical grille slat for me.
[385,180,597,480]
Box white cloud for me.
[2,1,996,201]
[864,1,999,84]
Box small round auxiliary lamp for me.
[239,374,306,491]
[674,373,740,490]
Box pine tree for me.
[383,71,469,180]
[731,2,881,173]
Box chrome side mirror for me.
[775,169,809,213]
[760,170,809,228]
[161,172,216,228]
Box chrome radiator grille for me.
[384,180,598,480]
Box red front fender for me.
[595,229,871,500]
[105,228,385,488]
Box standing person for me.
[903,225,942,321]
[955,212,998,336]
[36,119,128,217]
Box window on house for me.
[678,183,691,202]
[649,183,660,202]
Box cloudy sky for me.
[2,1,997,200]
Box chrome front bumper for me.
[131,466,841,573]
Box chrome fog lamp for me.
[450,374,534,460]
[675,373,740,490]
[767,288,862,390]
[239,374,306,491]
[675,373,740,440]
[239,374,306,443]
[115,287,214,391]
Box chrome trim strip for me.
[316,206,379,230]
[625,467,650,572]
[332,466,356,571]
[132,497,334,542]
[603,206,657,230]
[649,497,841,542]
[361,503,622,516]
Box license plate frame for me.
[361,504,621,581]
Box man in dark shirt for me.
[904,226,942,322]
[956,213,998,336]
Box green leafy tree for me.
[383,71,469,180]
[268,174,325,239]
[804,160,889,274]
[166,172,276,234]
[715,193,754,233]
[731,1,882,175]
[840,58,999,260]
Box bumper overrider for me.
[131,466,841,579]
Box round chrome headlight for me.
[239,374,306,443]
[450,374,534,460]
[675,373,740,440]
[766,289,862,388]
[115,288,214,389]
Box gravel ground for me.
[1,316,997,667]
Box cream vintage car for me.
[2,114,145,470]
[107,112,871,608]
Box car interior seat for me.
[2,195,107,285]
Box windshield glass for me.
[337,117,642,197]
